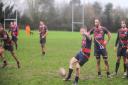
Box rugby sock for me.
[107,72,110,75]
[2,60,7,68]
[16,44,18,50]
[3,60,7,64]
[124,63,126,72]
[115,62,120,73]
[42,52,45,55]
[74,76,79,83]
[66,68,73,79]
[126,64,128,77]
[98,72,101,75]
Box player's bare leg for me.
[10,51,20,68]
[103,58,112,78]
[73,63,80,85]
[14,41,18,50]
[64,57,78,81]
[41,44,45,56]
[0,55,7,68]
[12,41,18,50]
[123,57,127,76]
[126,58,128,78]
[0,47,7,68]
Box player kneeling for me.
[64,27,92,85]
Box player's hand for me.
[114,47,117,51]
[104,40,107,45]
[42,36,44,38]
[102,40,107,48]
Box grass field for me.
[0,31,128,85]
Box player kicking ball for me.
[64,27,92,85]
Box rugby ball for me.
[59,68,66,77]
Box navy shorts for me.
[12,36,18,42]
[40,38,46,46]
[117,47,127,57]
[75,51,88,66]
[94,48,108,59]
[4,44,13,52]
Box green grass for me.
[0,31,128,85]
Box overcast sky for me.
[55,0,128,8]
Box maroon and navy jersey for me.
[11,25,18,37]
[89,26,109,41]
[89,26,110,49]
[0,31,12,46]
[39,24,48,38]
[81,34,92,58]
[115,28,128,47]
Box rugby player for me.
[64,27,92,85]
[11,21,18,50]
[113,21,128,76]
[39,20,48,56]
[89,19,112,78]
[0,24,20,68]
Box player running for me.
[39,20,48,56]
[89,19,112,78]
[0,24,20,68]
[113,21,128,76]
[64,27,92,85]
[0,23,7,68]
[11,21,18,50]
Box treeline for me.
[1,0,128,32]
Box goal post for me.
[4,9,17,29]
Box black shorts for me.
[4,44,13,52]
[40,38,46,46]
[12,36,18,42]
[75,51,88,66]
[94,48,108,59]
[117,47,127,57]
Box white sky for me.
[55,0,128,8]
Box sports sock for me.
[124,63,126,72]
[66,68,73,79]
[74,76,79,83]
[98,72,101,75]
[115,62,120,73]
